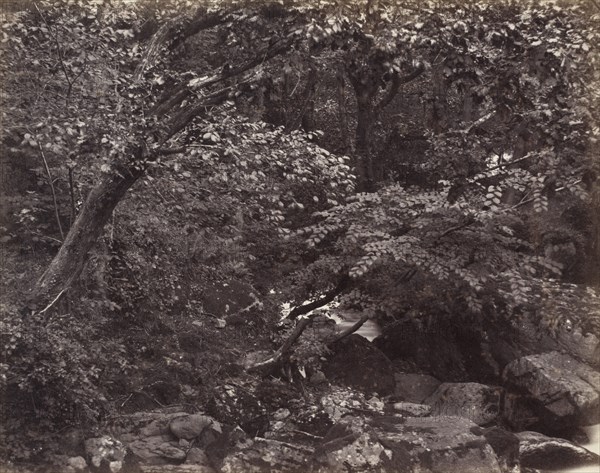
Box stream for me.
[561,424,600,473]
[330,310,382,341]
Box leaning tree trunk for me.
[28,161,144,312]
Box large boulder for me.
[393,372,441,403]
[169,414,219,441]
[314,415,507,473]
[128,435,187,465]
[486,314,600,371]
[373,320,470,381]
[375,313,600,385]
[424,382,503,426]
[323,334,396,396]
[503,351,600,432]
[516,430,600,470]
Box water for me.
[330,310,382,341]
[560,424,600,473]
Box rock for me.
[471,426,520,473]
[215,318,226,329]
[391,402,432,417]
[169,414,215,440]
[84,436,128,471]
[502,392,540,431]
[220,437,313,473]
[67,456,88,471]
[273,408,290,421]
[393,372,442,403]
[367,396,385,411]
[315,415,505,473]
[555,327,600,368]
[128,435,186,465]
[323,334,396,396]
[141,466,216,473]
[185,447,210,466]
[517,430,600,470]
[503,351,600,431]
[309,370,327,385]
[137,412,189,438]
[425,382,502,426]
[313,416,388,473]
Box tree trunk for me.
[355,96,376,192]
[28,161,145,311]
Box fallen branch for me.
[329,314,370,344]
[37,288,67,317]
[247,315,316,374]
[287,275,350,320]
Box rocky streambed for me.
[8,309,600,473]
[31,324,599,473]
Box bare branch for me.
[376,63,425,112]
[34,139,65,240]
[287,275,350,320]
[247,315,316,374]
[329,314,370,344]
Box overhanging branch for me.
[287,275,351,320]
[376,63,425,112]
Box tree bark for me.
[25,11,298,313]
[28,161,144,311]
[247,315,316,374]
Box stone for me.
[141,466,216,473]
[323,334,396,396]
[314,415,505,473]
[185,447,210,466]
[393,372,442,403]
[517,430,600,470]
[66,456,87,471]
[425,382,503,426]
[220,438,312,473]
[503,351,600,431]
[471,426,520,473]
[84,436,127,469]
[310,370,327,384]
[169,414,215,440]
[128,435,185,464]
[391,402,432,417]
[138,412,188,437]
[273,408,290,421]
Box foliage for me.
[0,0,599,457]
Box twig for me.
[288,429,323,439]
[33,3,73,106]
[68,166,76,227]
[434,218,475,242]
[37,288,67,316]
[120,393,133,408]
[34,139,65,240]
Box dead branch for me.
[247,315,316,374]
[35,140,65,240]
[287,275,350,320]
[328,314,370,344]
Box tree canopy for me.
[0,0,599,450]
